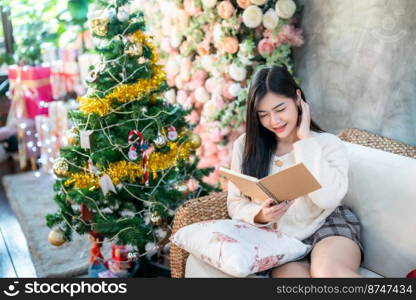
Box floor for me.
[0,158,37,277]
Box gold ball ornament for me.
[48,228,66,246]
[53,158,69,178]
[190,133,202,149]
[90,18,109,37]
[150,212,163,226]
[66,128,78,145]
[125,42,143,56]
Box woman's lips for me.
[274,124,287,133]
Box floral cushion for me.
[170,219,311,277]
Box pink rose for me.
[167,75,176,87]
[187,178,200,192]
[212,94,225,109]
[279,24,304,47]
[209,127,223,143]
[185,110,200,124]
[175,76,188,89]
[222,37,239,54]
[176,90,188,104]
[217,1,235,19]
[192,70,208,86]
[257,38,275,55]
[184,0,202,16]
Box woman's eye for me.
[259,114,267,118]
[275,108,285,112]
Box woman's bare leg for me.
[310,236,362,278]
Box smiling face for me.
[256,92,301,141]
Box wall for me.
[294,0,416,145]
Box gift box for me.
[8,65,53,119]
[50,61,81,99]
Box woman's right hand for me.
[254,198,294,224]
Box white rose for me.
[203,100,217,118]
[229,64,247,81]
[263,8,279,30]
[195,87,211,103]
[275,0,296,19]
[166,59,180,76]
[242,5,263,28]
[202,0,217,8]
[145,242,158,258]
[201,55,214,71]
[228,83,242,97]
[170,33,182,48]
[213,23,224,44]
[250,0,267,5]
[164,89,176,104]
[238,54,254,66]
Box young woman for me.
[227,65,363,278]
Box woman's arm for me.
[293,133,349,210]
[227,135,265,225]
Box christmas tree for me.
[46,0,219,262]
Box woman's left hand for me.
[296,99,313,140]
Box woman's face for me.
[256,92,300,140]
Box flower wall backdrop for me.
[138,0,304,187]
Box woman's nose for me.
[270,112,281,125]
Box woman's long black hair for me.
[242,65,325,179]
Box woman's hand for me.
[254,198,294,224]
[296,98,313,140]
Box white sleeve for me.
[293,134,349,210]
[226,136,267,226]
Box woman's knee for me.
[310,263,358,278]
[271,261,310,278]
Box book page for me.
[219,167,269,201]
[259,163,321,201]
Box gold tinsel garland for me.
[78,30,166,116]
[64,141,194,190]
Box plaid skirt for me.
[300,205,364,261]
[255,205,363,277]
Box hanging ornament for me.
[80,130,94,149]
[88,159,99,174]
[127,251,139,262]
[99,174,117,196]
[154,132,167,148]
[167,126,178,141]
[175,182,189,196]
[53,158,69,178]
[86,70,99,83]
[127,130,143,161]
[48,228,66,246]
[128,146,139,161]
[125,42,143,56]
[189,133,202,149]
[90,18,109,37]
[66,128,78,145]
[150,211,163,226]
[117,6,130,22]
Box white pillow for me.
[170,219,311,277]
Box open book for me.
[219,163,321,203]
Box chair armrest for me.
[170,192,229,278]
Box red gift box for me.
[8,65,54,119]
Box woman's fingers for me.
[265,200,294,215]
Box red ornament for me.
[406,269,416,278]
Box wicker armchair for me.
[170,128,416,278]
